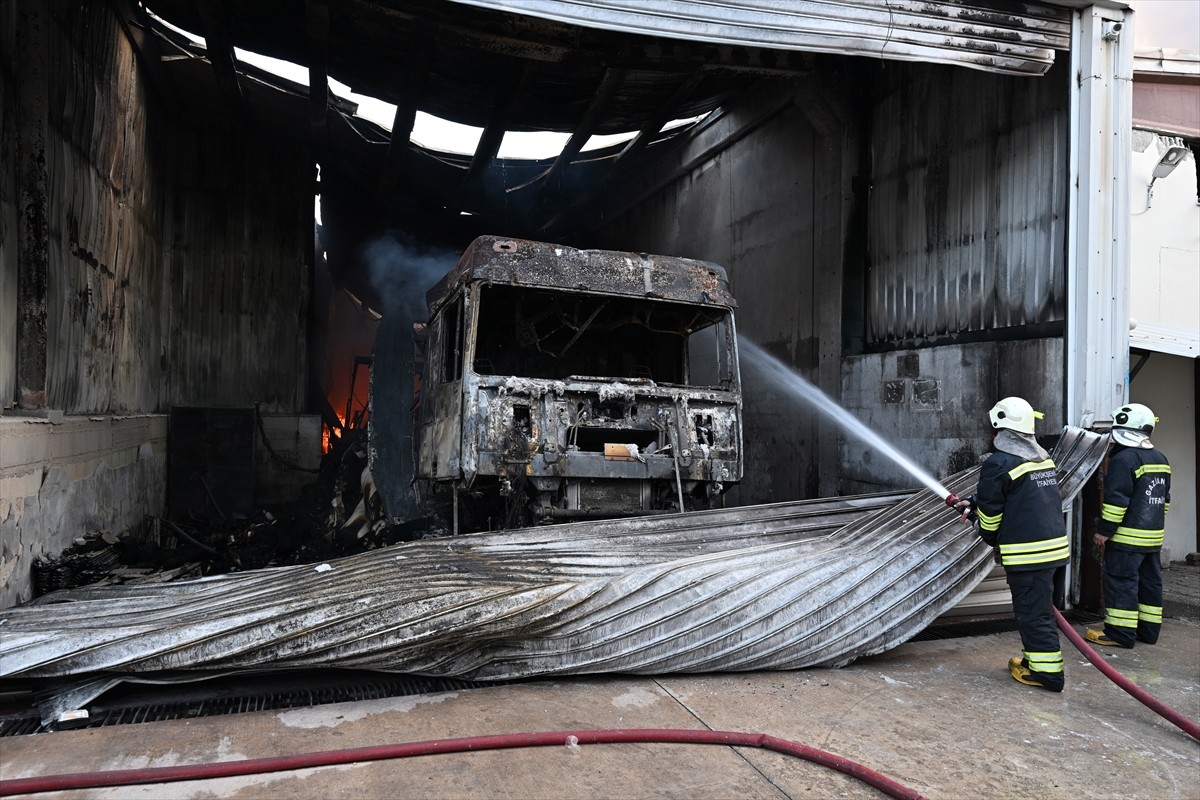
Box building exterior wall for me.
[254,414,322,506]
[1130,130,1199,332]
[1129,354,1197,558]
[1128,44,1198,558]
[1128,128,1198,557]
[1132,69,1200,138]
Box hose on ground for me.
[1055,607,1200,742]
[0,728,926,799]
[9,616,1194,796]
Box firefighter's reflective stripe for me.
[1105,607,1139,629]
[977,508,1002,532]
[1007,459,1056,481]
[1133,464,1171,479]
[1138,603,1163,624]
[1111,526,1165,548]
[1024,649,1064,674]
[1101,502,1125,523]
[998,535,1069,567]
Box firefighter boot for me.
[1085,629,1132,648]
[1009,657,1064,692]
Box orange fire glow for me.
[321,410,348,455]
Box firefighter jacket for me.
[1098,444,1171,551]
[973,451,1068,571]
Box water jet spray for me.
[740,340,960,506]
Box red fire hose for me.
[0,728,926,799]
[1054,608,1200,742]
[945,497,1199,742]
[6,616,1196,797]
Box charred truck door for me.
[415,236,742,533]
[420,292,465,481]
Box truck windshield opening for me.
[472,285,734,389]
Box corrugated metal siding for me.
[450,0,1072,76]
[161,130,311,413]
[44,3,166,413]
[36,4,310,415]
[866,58,1070,344]
[0,3,18,409]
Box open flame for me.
[322,410,347,455]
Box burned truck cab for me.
[416,236,742,532]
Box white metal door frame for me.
[1065,2,1134,604]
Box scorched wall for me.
[591,56,1071,504]
[0,1,314,607]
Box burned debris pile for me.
[31,429,423,599]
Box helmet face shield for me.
[1112,427,1152,448]
[988,396,1043,435]
[1111,403,1157,434]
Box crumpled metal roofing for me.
[448,0,1072,76]
[0,427,1107,686]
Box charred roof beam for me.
[537,70,708,235]
[610,71,706,174]
[111,0,187,115]
[375,25,434,204]
[306,0,331,153]
[513,66,627,201]
[194,0,246,121]
[459,59,530,207]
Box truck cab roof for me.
[425,235,737,315]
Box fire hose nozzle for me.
[945,493,975,524]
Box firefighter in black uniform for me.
[1086,403,1171,649]
[956,397,1068,692]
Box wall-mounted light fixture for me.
[1145,144,1190,210]
[1152,145,1189,179]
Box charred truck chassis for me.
[415,236,742,532]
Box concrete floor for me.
[3,574,1199,799]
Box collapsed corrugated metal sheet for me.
[0,427,1107,685]
[449,0,1072,76]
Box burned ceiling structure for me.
[124,0,1071,311]
[131,0,810,255]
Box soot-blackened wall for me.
[590,58,1070,503]
[1,2,313,607]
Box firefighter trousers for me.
[1006,567,1064,688]
[1102,547,1163,647]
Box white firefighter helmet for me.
[1111,403,1158,447]
[988,396,1044,435]
[1112,403,1157,433]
